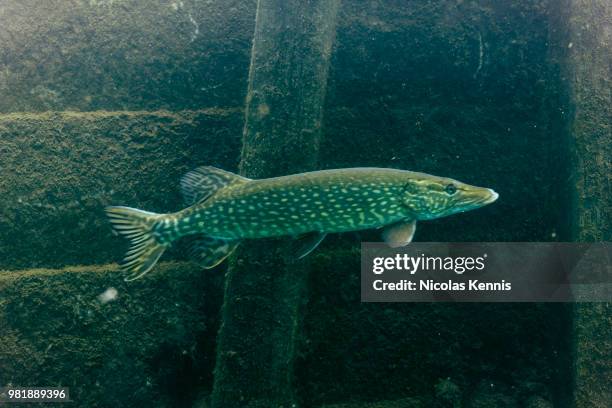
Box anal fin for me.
[188,235,240,268]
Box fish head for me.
[400,172,498,220]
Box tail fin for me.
[105,206,168,281]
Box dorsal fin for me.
[180,166,250,205]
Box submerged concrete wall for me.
[0,0,255,112]
[0,262,223,408]
[0,0,607,407]
[0,1,250,406]
[562,0,612,407]
[0,0,256,270]
[0,109,242,269]
[298,1,570,406]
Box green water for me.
[1,1,610,407]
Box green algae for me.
[0,0,608,406]
[296,249,562,407]
[0,262,224,407]
[211,1,341,406]
[0,0,255,112]
[0,109,243,269]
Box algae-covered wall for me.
[297,1,570,406]
[0,1,251,405]
[0,109,242,269]
[561,0,612,407]
[0,0,256,269]
[0,0,255,112]
[0,262,224,407]
[0,0,606,407]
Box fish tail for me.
[105,206,168,281]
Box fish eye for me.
[444,183,457,195]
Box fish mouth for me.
[482,188,499,204]
[464,187,499,207]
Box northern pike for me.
[106,167,498,280]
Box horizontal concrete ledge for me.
[0,260,211,285]
[0,261,224,407]
[0,107,243,121]
[322,397,425,408]
[0,262,122,278]
[0,261,209,279]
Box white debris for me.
[188,12,200,42]
[98,287,118,304]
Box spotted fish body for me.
[172,168,415,240]
[106,167,498,280]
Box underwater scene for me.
[0,1,610,407]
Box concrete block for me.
[0,109,243,268]
[0,0,255,111]
[0,261,224,407]
[321,0,564,242]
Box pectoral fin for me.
[293,232,327,259]
[382,220,417,248]
[188,235,240,268]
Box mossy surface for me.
[563,0,612,242]
[562,1,612,407]
[0,261,224,407]
[0,109,242,269]
[296,250,564,407]
[292,1,570,406]
[321,0,565,243]
[211,1,340,406]
[573,303,612,408]
[0,0,255,112]
[322,397,426,408]
[0,0,605,407]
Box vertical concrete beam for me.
[563,1,612,407]
[211,1,340,407]
[566,1,612,242]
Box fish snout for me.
[462,186,499,207]
[483,188,499,204]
